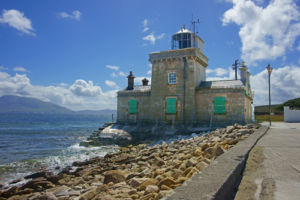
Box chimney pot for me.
[142,78,149,86]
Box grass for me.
[256,115,284,122]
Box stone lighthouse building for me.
[117,27,253,127]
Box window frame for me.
[168,72,177,85]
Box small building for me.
[117,27,253,127]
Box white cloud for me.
[135,76,151,85]
[206,67,228,76]
[215,68,228,76]
[143,32,165,45]
[13,66,29,73]
[147,70,152,75]
[105,80,119,89]
[297,41,300,51]
[111,72,117,78]
[106,65,119,71]
[207,67,237,81]
[0,72,117,110]
[143,27,149,32]
[251,65,300,105]
[0,9,35,35]
[70,79,101,97]
[142,19,149,32]
[118,71,126,77]
[58,10,81,21]
[222,0,300,64]
[143,19,148,27]
[0,66,8,71]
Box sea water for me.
[0,113,118,184]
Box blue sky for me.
[0,0,300,110]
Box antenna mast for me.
[232,59,239,80]
[191,17,200,48]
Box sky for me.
[0,0,300,110]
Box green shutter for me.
[166,98,177,114]
[129,99,137,114]
[214,97,226,114]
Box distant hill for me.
[275,97,300,111]
[0,95,116,116]
[255,97,300,115]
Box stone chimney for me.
[142,78,149,86]
[127,71,135,90]
[239,61,248,85]
[247,71,251,86]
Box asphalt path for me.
[235,122,300,200]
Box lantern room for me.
[171,26,204,53]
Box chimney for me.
[127,71,135,90]
[239,61,248,85]
[247,71,251,86]
[142,78,149,86]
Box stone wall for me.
[117,91,151,124]
[195,88,246,126]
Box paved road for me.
[235,122,300,200]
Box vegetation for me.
[256,115,284,122]
[254,97,300,122]
[254,104,282,115]
[275,97,300,111]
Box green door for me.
[129,99,137,114]
[166,98,177,114]
[214,97,226,114]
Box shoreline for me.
[0,123,259,200]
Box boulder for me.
[158,177,176,188]
[195,161,208,171]
[140,192,158,200]
[176,177,188,184]
[128,178,148,188]
[21,178,54,191]
[152,156,165,167]
[24,171,53,180]
[144,185,159,195]
[78,188,97,200]
[52,185,71,197]
[104,170,125,184]
[226,126,235,134]
[139,178,158,191]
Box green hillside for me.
[255,97,300,115]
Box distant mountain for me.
[0,95,116,115]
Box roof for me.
[198,80,244,89]
[175,28,192,34]
[119,85,151,93]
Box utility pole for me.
[266,64,273,126]
[232,59,239,80]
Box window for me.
[168,72,176,84]
[166,98,177,114]
[214,97,226,114]
[129,99,137,114]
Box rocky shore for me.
[0,123,259,200]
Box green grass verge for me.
[256,115,284,122]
